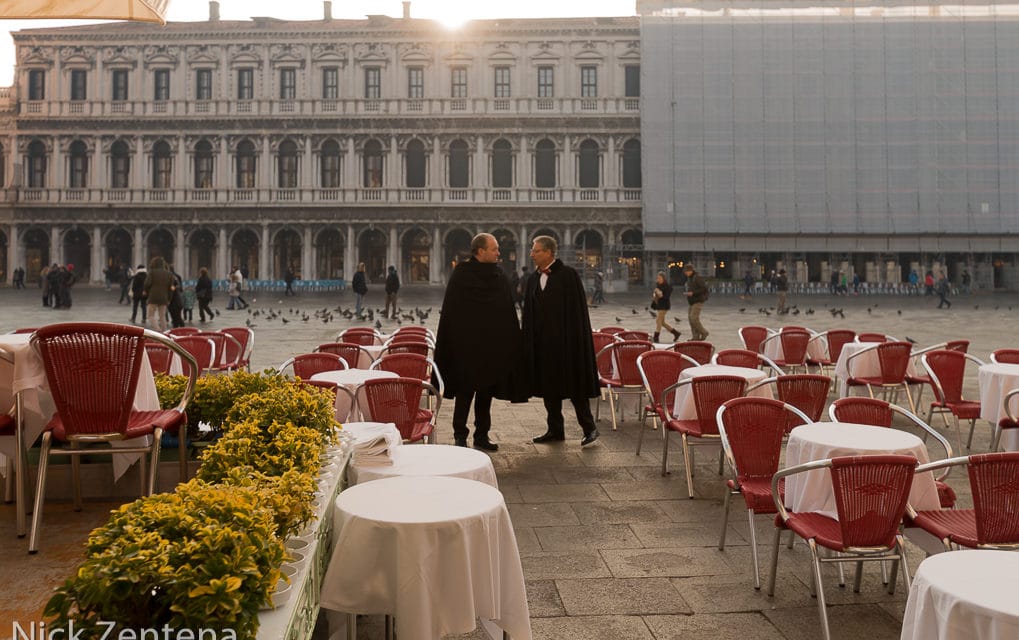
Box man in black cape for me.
[434,233,526,451]
[523,235,600,446]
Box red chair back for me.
[857,332,889,343]
[167,327,200,337]
[301,378,339,398]
[991,349,1019,364]
[173,335,215,377]
[373,352,430,381]
[739,326,770,353]
[778,330,811,366]
[637,351,698,418]
[829,454,917,548]
[946,340,969,353]
[593,333,619,381]
[317,342,371,368]
[339,329,379,346]
[599,326,626,335]
[144,341,175,375]
[11,327,37,334]
[220,327,254,368]
[690,375,748,436]
[774,374,830,428]
[874,342,913,383]
[718,397,793,493]
[193,331,232,368]
[358,376,434,442]
[32,323,146,438]
[608,340,653,386]
[825,330,856,362]
[969,452,1019,545]
[290,352,347,379]
[714,349,762,369]
[830,397,894,427]
[672,340,714,365]
[923,349,968,404]
[618,330,652,342]
[381,342,430,358]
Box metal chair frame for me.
[921,350,986,451]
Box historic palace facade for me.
[0,3,642,285]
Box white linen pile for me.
[343,422,402,467]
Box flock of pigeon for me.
[241,304,431,330]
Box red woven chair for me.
[906,340,970,407]
[761,329,811,374]
[635,350,699,451]
[280,352,349,380]
[805,329,855,378]
[166,327,200,338]
[660,375,748,497]
[712,349,784,374]
[220,326,254,371]
[716,397,810,588]
[829,397,958,508]
[393,326,433,339]
[618,330,652,342]
[338,328,381,346]
[596,340,653,430]
[28,323,197,553]
[194,331,244,372]
[371,352,445,402]
[922,350,985,450]
[671,340,714,365]
[598,326,626,335]
[845,341,916,411]
[990,348,1019,364]
[592,332,620,421]
[9,327,37,334]
[144,340,175,375]
[379,341,431,359]
[748,374,831,432]
[316,342,375,369]
[738,326,771,353]
[856,332,892,343]
[908,452,1019,551]
[992,387,1019,451]
[173,335,216,377]
[768,455,918,640]
[356,376,441,443]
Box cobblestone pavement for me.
[1,284,1016,639]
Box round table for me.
[349,444,498,488]
[310,369,398,421]
[320,476,531,640]
[834,342,918,398]
[784,422,940,517]
[978,363,1019,450]
[671,364,771,419]
[902,550,1019,640]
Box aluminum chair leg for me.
[3,458,12,503]
[70,442,82,512]
[660,429,671,476]
[28,433,53,554]
[149,428,163,495]
[747,508,762,590]
[608,388,619,431]
[682,434,695,498]
[853,561,864,592]
[385,615,393,640]
[767,527,782,597]
[636,416,647,455]
[808,540,832,640]
[718,489,732,551]
[965,418,977,450]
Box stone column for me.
[519,225,529,255]
[259,223,270,280]
[261,137,272,192]
[431,137,442,189]
[389,135,399,189]
[7,223,18,283]
[388,226,399,273]
[217,227,228,281]
[51,141,64,191]
[345,224,356,280]
[474,134,484,190]
[176,137,187,190]
[302,136,314,190]
[94,141,107,190]
[92,226,103,283]
[174,227,185,274]
[517,135,528,189]
[134,140,147,189]
[430,227,441,284]
[346,139,357,189]
[218,137,229,190]
[606,136,617,188]
[49,225,61,266]
[302,226,313,278]
[561,134,572,189]
[134,226,144,267]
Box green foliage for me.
[225,382,338,443]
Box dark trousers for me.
[453,390,493,442]
[131,296,147,322]
[198,298,213,321]
[542,396,596,437]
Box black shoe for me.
[532,431,566,444]
[473,439,499,452]
[581,429,600,447]
[454,437,467,447]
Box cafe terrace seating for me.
[806,329,856,379]
[596,339,653,431]
[280,352,349,379]
[747,374,831,432]
[921,349,985,450]
[635,350,698,446]
[355,376,441,444]
[671,340,714,364]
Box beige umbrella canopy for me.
[0,0,168,24]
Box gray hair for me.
[532,235,558,256]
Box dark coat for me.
[196,274,213,302]
[434,258,527,401]
[385,271,400,294]
[521,259,599,399]
[352,271,367,294]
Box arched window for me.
[363,139,383,188]
[406,139,426,188]
[152,140,172,189]
[491,139,512,188]
[320,139,341,188]
[448,139,469,188]
[110,140,130,189]
[68,140,88,188]
[194,140,214,189]
[535,139,556,189]
[578,139,600,189]
[622,138,641,188]
[27,139,47,188]
[235,139,256,189]
[277,140,298,188]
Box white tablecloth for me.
[901,550,1019,640]
[978,363,1019,451]
[0,333,161,481]
[834,342,918,398]
[310,369,398,421]
[784,422,940,518]
[671,364,771,419]
[762,331,825,363]
[320,476,531,640]
[349,444,498,488]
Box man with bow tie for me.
[522,235,600,447]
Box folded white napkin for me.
[344,422,401,467]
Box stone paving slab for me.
[554,577,693,616]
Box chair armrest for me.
[660,379,692,422]
[144,329,198,413]
[1005,387,1019,423]
[771,458,835,522]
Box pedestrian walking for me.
[352,262,368,318]
[384,265,400,319]
[650,271,681,343]
[196,267,214,322]
[684,264,710,341]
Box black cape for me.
[433,259,528,401]
[521,259,599,399]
